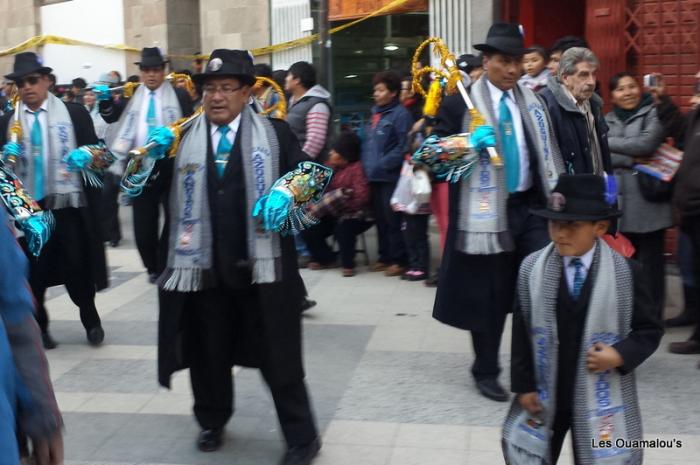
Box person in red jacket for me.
[302,131,373,277]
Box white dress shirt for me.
[209,114,241,153]
[563,245,596,295]
[136,84,165,147]
[22,99,50,177]
[485,79,532,192]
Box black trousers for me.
[187,287,317,446]
[371,182,407,265]
[471,193,549,381]
[549,408,582,464]
[22,208,100,334]
[403,214,430,272]
[625,230,666,321]
[301,216,373,268]
[132,180,170,274]
[100,172,122,243]
[681,215,700,342]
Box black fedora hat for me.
[474,23,526,57]
[4,52,52,81]
[135,47,168,68]
[531,174,622,221]
[456,54,483,73]
[193,49,256,86]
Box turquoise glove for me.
[20,211,53,257]
[146,126,175,160]
[2,141,23,161]
[471,125,496,151]
[93,84,112,102]
[252,187,294,231]
[62,148,92,172]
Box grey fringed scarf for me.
[502,240,643,465]
[456,76,563,254]
[160,105,281,292]
[14,94,84,209]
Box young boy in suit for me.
[502,174,663,465]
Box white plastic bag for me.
[412,168,432,204]
[390,160,419,214]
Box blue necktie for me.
[498,92,520,193]
[571,258,585,299]
[30,110,44,200]
[215,125,232,178]
[146,90,157,134]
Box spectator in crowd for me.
[606,71,669,320]
[301,131,373,277]
[47,73,57,95]
[400,75,423,123]
[285,61,332,160]
[253,63,283,118]
[0,208,64,465]
[546,35,588,76]
[127,74,140,84]
[540,47,611,175]
[519,45,549,91]
[0,79,13,114]
[362,70,413,277]
[108,70,122,85]
[273,69,289,99]
[669,83,700,365]
[192,52,204,74]
[68,77,87,104]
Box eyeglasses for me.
[16,75,42,88]
[203,84,243,96]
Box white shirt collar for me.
[563,244,596,271]
[486,78,515,104]
[209,113,242,137]
[25,98,48,114]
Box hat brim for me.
[4,66,52,81]
[135,59,169,67]
[473,43,525,57]
[530,208,622,222]
[193,72,256,87]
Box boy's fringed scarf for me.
[12,94,85,209]
[457,76,564,254]
[159,105,281,292]
[502,239,643,465]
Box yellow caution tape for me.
[0,0,414,60]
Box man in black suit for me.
[0,52,109,349]
[135,49,321,464]
[96,47,194,283]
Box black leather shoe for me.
[476,379,509,402]
[197,428,223,452]
[41,332,58,350]
[86,326,105,346]
[300,297,317,312]
[665,311,695,328]
[280,437,321,465]
[148,272,159,284]
[109,239,120,248]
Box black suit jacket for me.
[98,84,194,123]
[510,256,663,407]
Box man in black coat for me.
[96,47,194,283]
[137,49,320,464]
[539,47,612,175]
[0,52,108,350]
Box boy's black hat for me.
[4,52,52,81]
[193,49,256,86]
[331,131,361,163]
[474,23,526,57]
[531,174,621,221]
[135,47,168,68]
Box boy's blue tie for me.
[30,110,44,200]
[215,125,232,178]
[498,92,520,193]
[571,258,585,299]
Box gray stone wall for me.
[199,0,270,55]
[0,0,40,75]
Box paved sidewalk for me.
[42,215,699,465]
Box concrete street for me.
[42,212,699,465]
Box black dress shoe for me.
[476,379,509,402]
[197,428,223,452]
[665,311,695,328]
[86,326,105,346]
[300,297,317,312]
[148,272,159,284]
[280,437,321,465]
[109,239,120,248]
[41,332,57,350]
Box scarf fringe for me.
[458,231,514,254]
[81,169,104,188]
[502,440,550,465]
[43,192,85,210]
[252,258,278,284]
